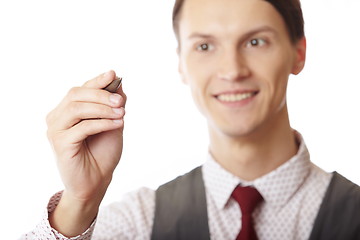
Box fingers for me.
[67,118,125,144]
[58,102,125,130]
[46,71,127,144]
[65,87,125,108]
[80,69,126,107]
[116,83,127,106]
[82,70,116,90]
[48,88,125,128]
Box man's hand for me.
[46,70,126,237]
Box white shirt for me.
[21,133,332,240]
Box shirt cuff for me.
[40,191,96,240]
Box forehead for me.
[179,0,287,38]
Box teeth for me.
[217,93,254,102]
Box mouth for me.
[215,91,258,103]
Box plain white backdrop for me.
[0,0,359,238]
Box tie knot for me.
[231,186,263,214]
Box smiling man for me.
[21,0,360,239]
[177,0,304,182]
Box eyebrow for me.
[188,26,278,40]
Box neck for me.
[208,107,298,181]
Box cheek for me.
[251,49,293,106]
[181,54,213,115]
[271,62,291,100]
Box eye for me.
[196,43,214,52]
[246,38,267,48]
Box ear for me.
[177,47,188,85]
[291,37,307,75]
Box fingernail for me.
[103,70,112,77]
[112,108,123,115]
[113,119,123,125]
[109,94,121,104]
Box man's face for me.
[178,0,305,138]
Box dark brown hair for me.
[172,0,304,44]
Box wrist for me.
[49,190,101,237]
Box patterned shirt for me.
[20,133,332,240]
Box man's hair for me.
[172,0,304,44]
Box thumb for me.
[83,70,116,89]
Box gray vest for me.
[151,167,360,240]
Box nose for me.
[217,49,250,82]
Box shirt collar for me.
[202,131,311,211]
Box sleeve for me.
[19,187,156,240]
[18,191,95,240]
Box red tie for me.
[231,186,263,240]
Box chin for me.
[210,120,260,139]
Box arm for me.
[19,192,95,240]
[45,70,126,237]
[19,187,156,240]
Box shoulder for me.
[106,187,156,212]
[154,165,206,212]
[152,166,210,240]
[329,172,360,201]
[99,187,156,224]
[309,172,360,239]
[95,187,156,238]
[158,166,203,193]
[320,172,360,215]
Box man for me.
[22,0,360,239]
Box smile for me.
[216,92,257,102]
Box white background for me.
[0,0,359,238]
